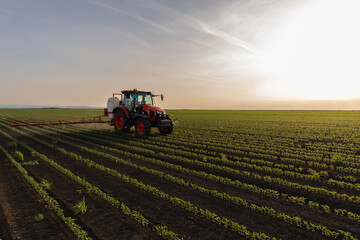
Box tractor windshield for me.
[136,93,153,106]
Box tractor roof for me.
[121,89,151,94]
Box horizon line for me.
[0,104,359,111]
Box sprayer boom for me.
[12,116,110,127]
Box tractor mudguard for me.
[113,107,130,119]
[120,106,130,118]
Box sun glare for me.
[257,0,360,100]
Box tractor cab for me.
[123,90,153,113]
[105,89,173,136]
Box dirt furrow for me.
[0,136,76,240]
[9,127,245,240]
[40,126,360,238]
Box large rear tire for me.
[135,118,151,137]
[114,111,130,133]
[158,120,173,135]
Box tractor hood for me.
[141,104,165,113]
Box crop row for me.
[156,128,360,170]
[149,134,360,177]
[0,144,91,240]
[20,125,360,239]
[151,133,360,175]
[176,120,360,144]
[2,123,275,240]
[71,125,360,180]
[9,119,360,180]
[86,129,360,189]
[5,118,360,220]
[35,124,360,222]
[48,126,330,183]
[74,126,360,188]
[0,127,182,240]
[46,126,360,204]
[60,127,360,204]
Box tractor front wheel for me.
[135,118,151,137]
[114,111,129,133]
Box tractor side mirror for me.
[161,94,164,101]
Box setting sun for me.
[258,0,360,100]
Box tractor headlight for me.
[156,111,163,115]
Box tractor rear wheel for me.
[135,118,151,137]
[158,120,173,135]
[114,111,129,133]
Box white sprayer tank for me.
[107,97,120,119]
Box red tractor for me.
[105,89,173,136]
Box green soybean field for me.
[0,109,359,240]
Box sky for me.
[1,0,360,110]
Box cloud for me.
[81,0,175,33]
[188,39,228,54]
[196,23,260,54]
[143,0,260,54]
[81,0,260,55]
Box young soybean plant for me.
[41,179,52,190]
[74,196,87,215]
[34,213,44,222]
[13,151,24,162]
[22,160,39,166]
[7,141,17,148]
